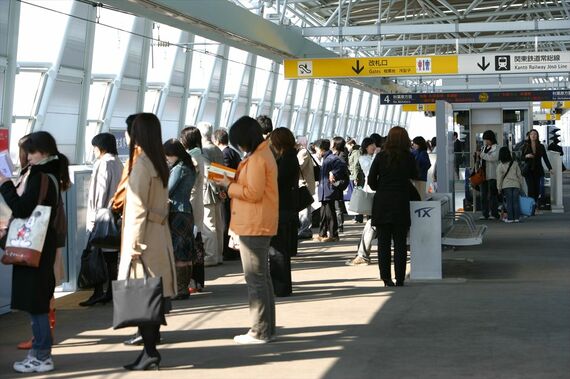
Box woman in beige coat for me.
[118,113,176,371]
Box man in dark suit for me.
[213,128,242,260]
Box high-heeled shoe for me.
[396,281,404,287]
[124,351,161,371]
[383,280,395,287]
[123,350,144,370]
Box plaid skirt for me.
[169,212,195,262]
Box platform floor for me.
[1,178,569,378]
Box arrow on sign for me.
[352,60,364,75]
[477,57,490,71]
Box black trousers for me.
[525,171,541,202]
[319,201,338,238]
[377,223,408,283]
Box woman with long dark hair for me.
[213,116,278,344]
[368,126,417,287]
[477,130,500,220]
[521,129,552,203]
[179,126,206,293]
[118,113,176,370]
[0,131,70,373]
[81,133,123,306]
[164,138,197,300]
[268,127,300,297]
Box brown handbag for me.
[469,168,486,186]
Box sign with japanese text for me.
[284,52,569,79]
[284,55,458,79]
[380,90,570,105]
[458,52,570,75]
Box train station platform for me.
[1,177,569,379]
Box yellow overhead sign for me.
[284,56,458,79]
[540,101,570,109]
[533,113,561,121]
[402,104,436,112]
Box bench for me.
[428,193,487,247]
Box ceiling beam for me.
[302,19,570,36]
[319,34,570,48]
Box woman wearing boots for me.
[81,133,123,306]
[118,113,176,370]
[164,139,197,300]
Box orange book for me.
[207,162,237,181]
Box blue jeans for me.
[30,313,52,360]
[481,179,499,218]
[503,188,521,221]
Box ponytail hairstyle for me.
[21,131,71,191]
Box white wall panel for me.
[108,88,138,130]
[43,113,78,144]
[161,120,178,141]
[161,95,181,139]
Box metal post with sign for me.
[435,101,455,207]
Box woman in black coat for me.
[0,132,70,373]
[521,129,552,202]
[268,128,300,297]
[368,127,417,287]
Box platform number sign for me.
[297,61,313,77]
[383,95,391,103]
[495,55,511,71]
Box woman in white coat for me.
[80,133,123,306]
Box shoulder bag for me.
[2,174,52,267]
[297,167,314,212]
[348,187,374,215]
[90,208,121,249]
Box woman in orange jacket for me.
[213,116,278,344]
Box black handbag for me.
[90,208,121,249]
[112,258,166,329]
[77,243,109,289]
[308,151,321,179]
[297,167,314,212]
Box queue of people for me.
[0,113,558,372]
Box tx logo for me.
[414,207,435,218]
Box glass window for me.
[349,89,360,115]
[337,86,349,115]
[325,83,336,112]
[189,36,218,90]
[311,80,323,111]
[86,81,110,121]
[274,65,287,105]
[143,89,161,113]
[224,48,248,96]
[221,99,233,128]
[185,95,201,126]
[147,23,181,84]
[360,92,370,117]
[9,119,31,165]
[294,80,307,107]
[272,106,280,123]
[370,95,379,119]
[12,71,44,116]
[249,103,259,118]
[84,121,100,163]
[91,8,135,75]
[251,57,272,100]
[17,0,73,63]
